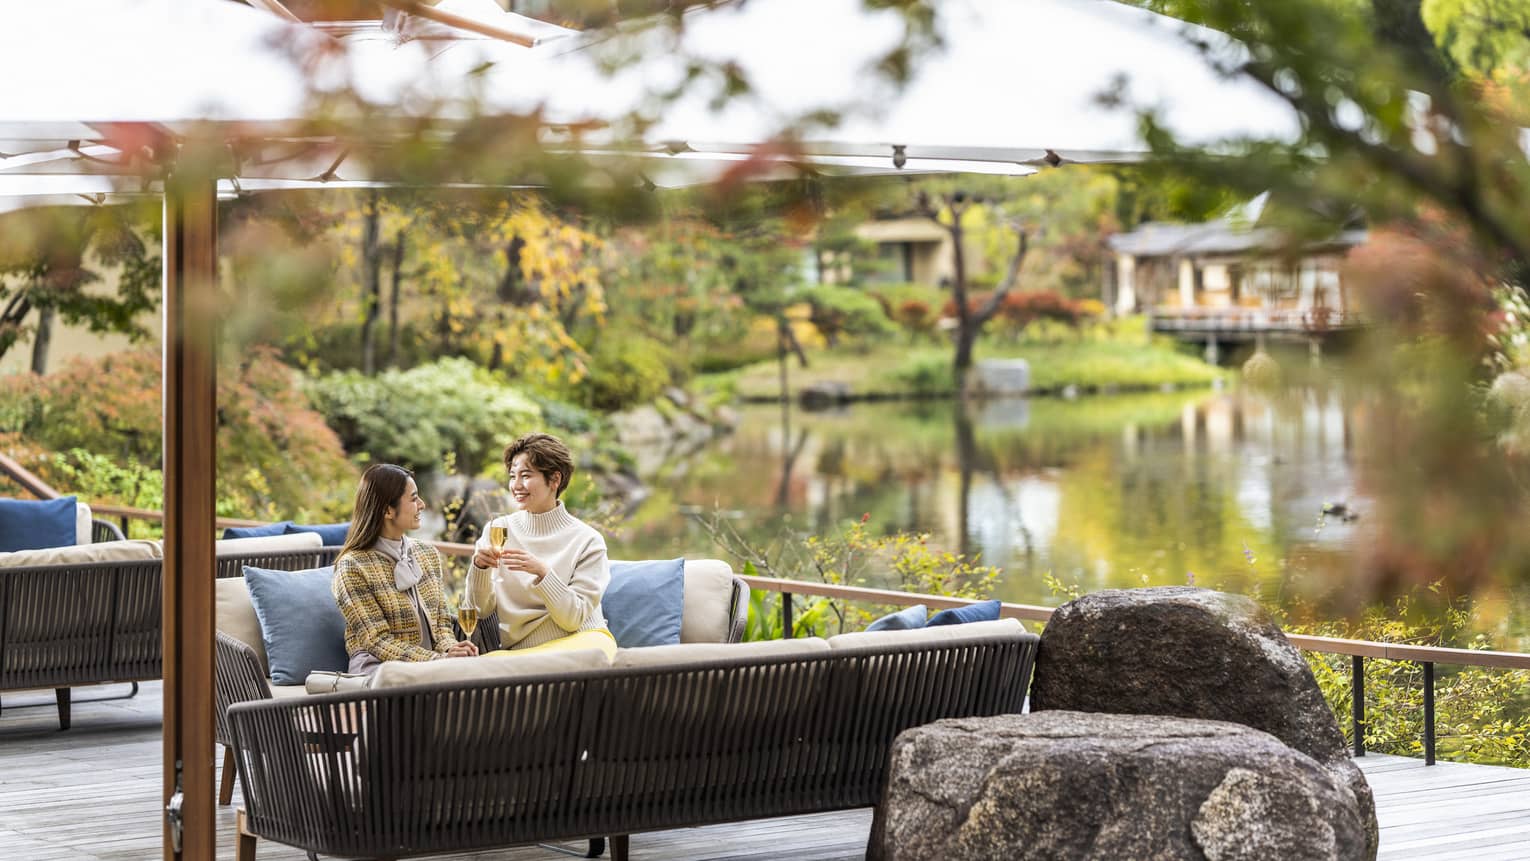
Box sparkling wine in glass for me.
[457,598,480,638]
[488,516,508,579]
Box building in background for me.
[1108,195,1367,361]
[852,214,994,286]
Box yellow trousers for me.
[486,628,617,660]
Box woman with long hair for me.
[468,432,615,658]
[333,463,477,674]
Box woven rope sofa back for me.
[229,629,1038,859]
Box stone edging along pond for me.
[742,377,1227,407]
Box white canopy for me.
[391,0,1303,167]
[0,0,1301,189]
[0,0,317,131]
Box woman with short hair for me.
[333,463,477,674]
[469,432,615,657]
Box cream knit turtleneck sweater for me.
[467,501,610,649]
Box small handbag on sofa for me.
[303,671,372,694]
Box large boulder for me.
[1029,587,1376,859]
[869,711,1369,861]
[610,404,673,447]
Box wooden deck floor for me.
[2,682,1527,860]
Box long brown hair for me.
[336,463,414,563]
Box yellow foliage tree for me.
[278,191,607,385]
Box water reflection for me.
[612,388,1376,619]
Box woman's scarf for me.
[372,534,434,651]
[373,535,425,591]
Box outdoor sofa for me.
[214,558,750,809]
[224,617,1037,861]
[0,529,339,730]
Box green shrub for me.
[798,285,896,346]
[573,333,676,412]
[0,348,356,522]
[890,353,955,396]
[0,351,163,463]
[45,449,164,538]
[279,319,436,375]
[221,349,361,521]
[528,393,605,436]
[40,449,259,539]
[307,358,542,473]
[692,326,781,373]
[744,580,838,641]
[697,513,1000,640]
[1292,592,1530,767]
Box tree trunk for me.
[488,311,506,373]
[777,323,791,405]
[778,315,809,368]
[360,190,382,376]
[921,194,1028,401]
[386,226,405,368]
[30,304,53,374]
[953,401,976,558]
[498,236,528,303]
[1370,0,1455,88]
[949,216,976,399]
[0,289,33,363]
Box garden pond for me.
[606,387,1530,648]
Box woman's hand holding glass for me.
[444,592,480,658]
[471,524,549,585]
[472,516,511,580]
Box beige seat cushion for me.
[0,539,162,569]
[371,647,613,690]
[215,532,322,556]
[679,559,737,643]
[216,578,269,674]
[826,617,1026,650]
[613,637,829,669]
[269,683,310,699]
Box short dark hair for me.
[504,433,574,498]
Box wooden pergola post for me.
[161,158,218,861]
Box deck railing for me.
[745,575,1530,767]
[1149,307,1367,334]
[19,492,1530,768]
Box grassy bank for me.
[704,321,1228,402]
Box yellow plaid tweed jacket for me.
[332,543,454,663]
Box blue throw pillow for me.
[865,604,928,632]
[926,599,1003,627]
[222,521,291,540]
[242,564,349,685]
[0,495,78,552]
[284,522,350,546]
[604,558,686,648]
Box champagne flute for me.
[456,593,480,640]
[487,515,509,581]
